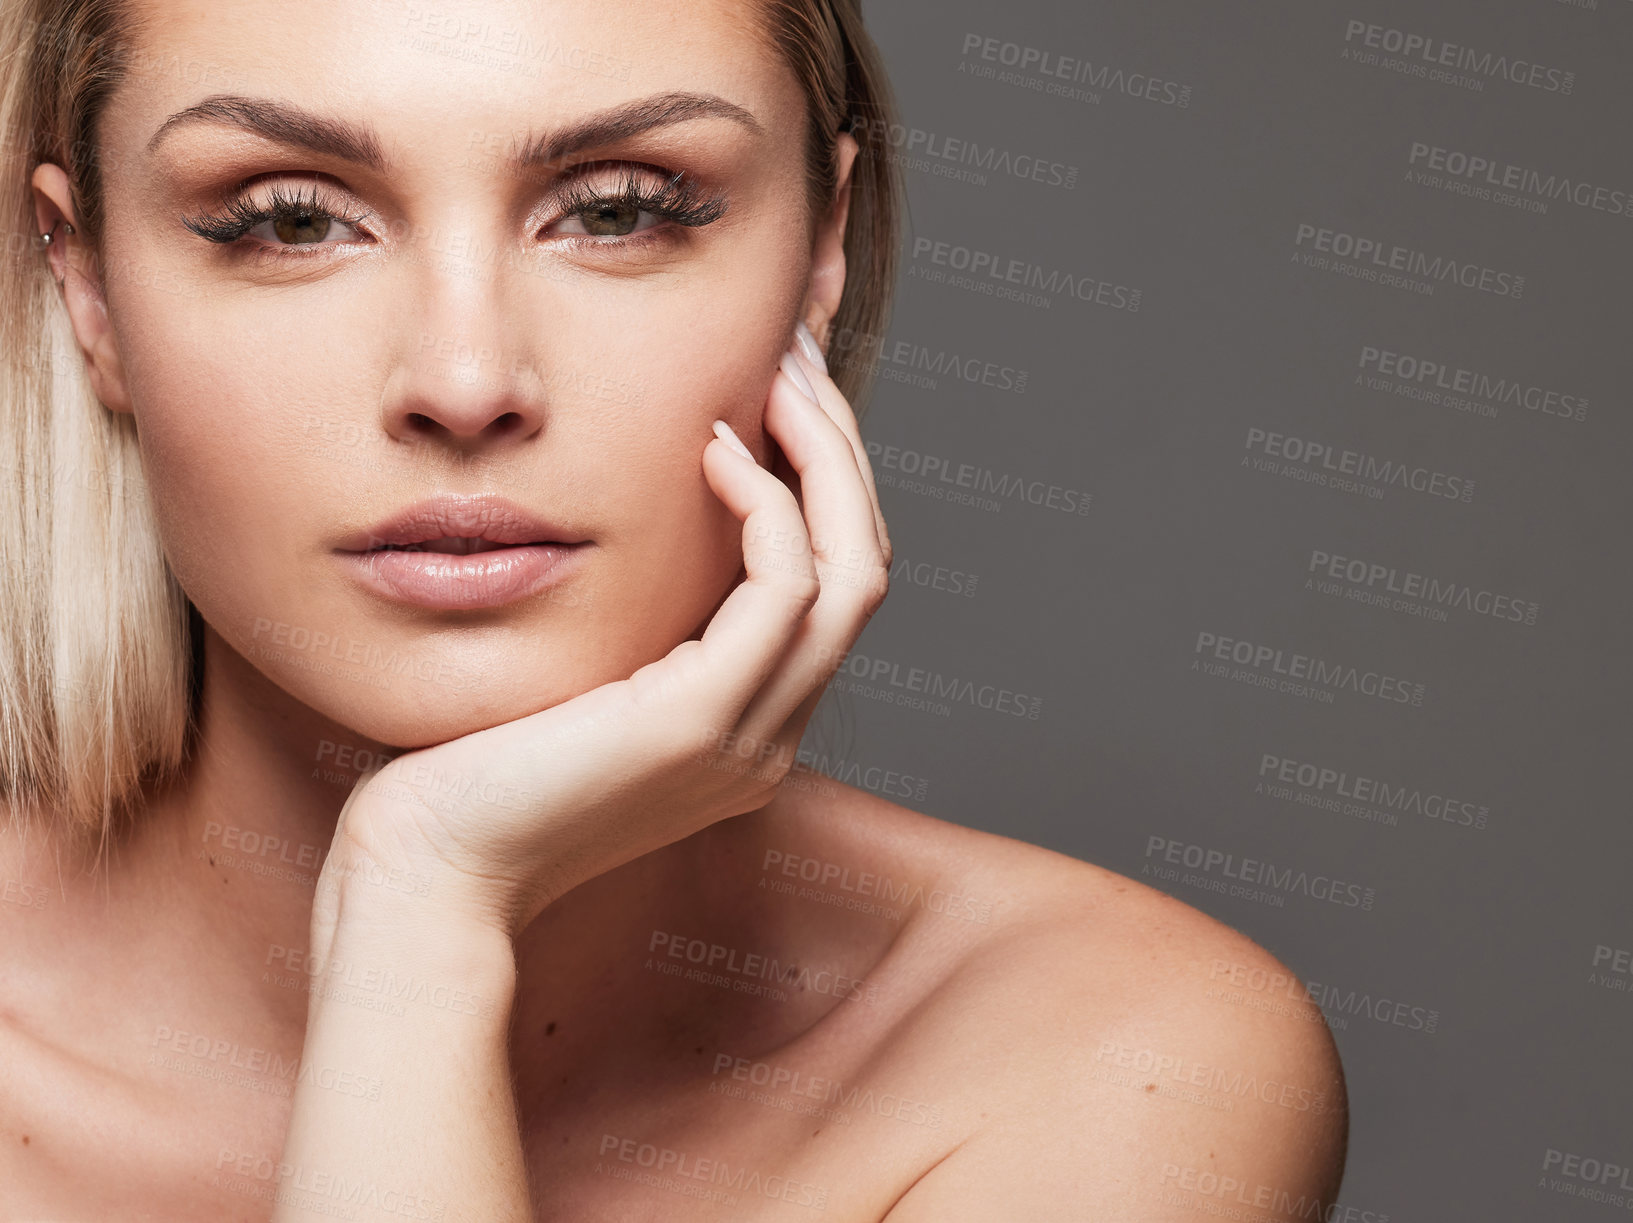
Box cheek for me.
[117,334,294,623]
[101,217,807,741]
[569,318,786,637]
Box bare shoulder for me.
[770,773,1349,1221]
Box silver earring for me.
[35,219,74,249]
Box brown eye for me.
[580,202,640,236]
[272,210,333,244]
[547,195,664,240]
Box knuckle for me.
[780,569,823,613]
[858,562,890,613]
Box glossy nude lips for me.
[335,493,589,610]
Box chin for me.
[319,655,600,750]
[227,551,740,752]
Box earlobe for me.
[802,132,861,351]
[31,162,133,414]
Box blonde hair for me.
[0,0,902,844]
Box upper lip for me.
[338,493,588,552]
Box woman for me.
[0,0,1347,1217]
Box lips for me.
[337,492,588,554]
[377,537,532,556]
[335,493,590,610]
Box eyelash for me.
[554,166,728,237]
[180,181,373,249]
[179,167,728,259]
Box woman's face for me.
[69,0,846,746]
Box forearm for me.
[270,873,527,1223]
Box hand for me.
[320,325,893,940]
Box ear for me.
[801,131,859,351]
[31,162,133,414]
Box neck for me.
[28,623,724,1040]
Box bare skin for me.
[1,0,1346,1218]
[2,772,1346,1221]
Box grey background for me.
[803,0,1633,1215]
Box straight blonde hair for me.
[0,0,902,845]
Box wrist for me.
[314,846,517,980]
[320,801,533,939]
[312,879,519,1023]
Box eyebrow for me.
[145,90,763,173]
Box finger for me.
[681,428,824,722]
[764,361,886,590]
[731,371,890,738]
[790,335,892,569]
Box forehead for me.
[109,0,800,163]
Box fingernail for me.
[793,321,828,375]
[712,418,756,462]
[779,351,819,404]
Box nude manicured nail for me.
[793,321,828,374]
[779,351,819,404]
[712,419,756,462]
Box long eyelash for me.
[177,168,720,253]
[180,181,374,245]
[555,167,728,231]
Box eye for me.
[539,165,728,247]
[180,180,375,254]
[248,206,366,247]
[549,201,663,239]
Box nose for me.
[380,337,548,446]
[378,271,550,448]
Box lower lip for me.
[337,543,588,610]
